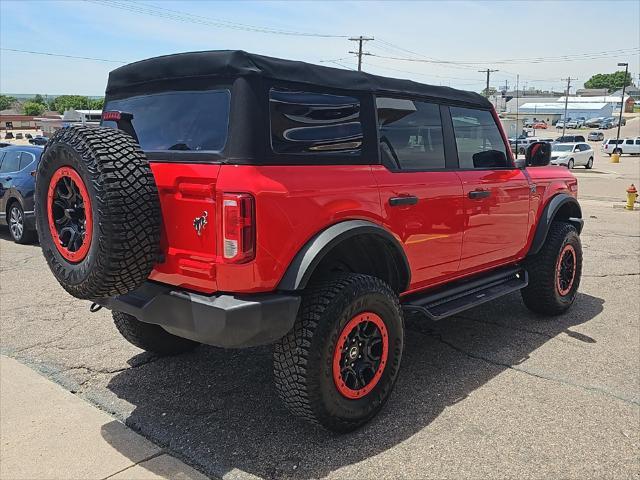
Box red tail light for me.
[102,111,121,121]
[221,193,255,263]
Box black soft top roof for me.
[106,50,491,108]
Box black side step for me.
[402,267,528,321]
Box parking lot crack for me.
[411,327,640,407]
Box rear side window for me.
[625,140,634,145]
[376,97,445,170]
[0,151,20,173]
[450,107,508,169]
[19,152,35,170]
[103,90,230,152]
[269,89,362,155]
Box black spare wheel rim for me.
[332,311,389,399]
[47,166,92,262]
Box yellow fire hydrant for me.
[611,152,621,163]
[627,184,638,210]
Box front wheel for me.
[567,159,574,169]
[273,273,404,432]
[522,221,582,315]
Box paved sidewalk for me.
[0,356,208,480]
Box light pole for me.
[613,62,629,155]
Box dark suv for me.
[35,51,583,432]
[0,145,42,243]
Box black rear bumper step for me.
[402,267,528,321]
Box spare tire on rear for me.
[35,126,161,300]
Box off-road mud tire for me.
[36,126,161,300]
[522,221,582,315]
[273,273,404,432]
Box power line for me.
[0,47,126,63]
[88,0,347,38]
[369,41,639,66]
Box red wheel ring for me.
[332,312,389,399]
[556,244,577,296]
[47,167,93,262]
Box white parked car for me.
[602,137,640,155]
[509,136,541,155]
[550,142,594,169]
[566,118,585,129]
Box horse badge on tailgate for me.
[193,211,208,236]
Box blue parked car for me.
[0,145,43,243]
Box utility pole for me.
[479,68,499,98]
[614,62,629,156]
[515,74,520,157]
[561,77,577,137]
[349,36,374,71]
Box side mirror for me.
[526,141,551,166]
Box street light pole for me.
[613,62,629,155]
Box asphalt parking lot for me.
[1,120,639,479]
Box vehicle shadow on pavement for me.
[103,291,604,479]
[0,226,39,245]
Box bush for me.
[23,101,46,116]
[0,94,17,111]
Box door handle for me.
[468,190,491,200]
[389,195,418,207]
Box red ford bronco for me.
[35,51,583,432]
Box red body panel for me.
[148,163,220,292]
[371,166,465,290]
[456,168,530,271]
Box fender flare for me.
[528,193,583,256]
[277,220,411,292]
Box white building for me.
[518,102,614,123]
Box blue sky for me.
[1,0,639,96]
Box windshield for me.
[553,145,573,152]
[102,89,230,151]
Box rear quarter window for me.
[269,89,362,155]
[102,90,230,152]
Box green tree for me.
[33,94,45,104]
[89,97,104,110]
[23,101,46,116]
[0,94,17,111]
[584,71,633,92]
[49,95,91,114]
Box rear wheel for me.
[585,157,593,169]
[273,273,404,432]
[113,311,199,356]
[522,221,582,315]
[8,202,35,244]
[567,159,574,169]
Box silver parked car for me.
[587,131,604,141]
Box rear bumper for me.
[98,282,301,348]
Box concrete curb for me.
[0,355,209,480]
